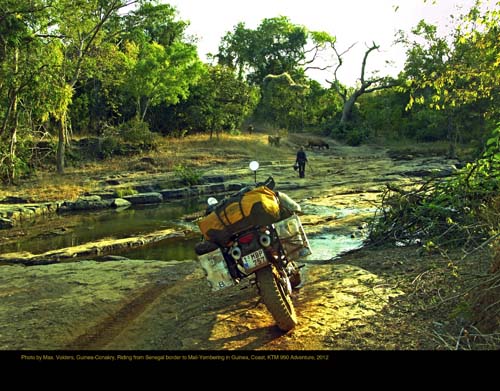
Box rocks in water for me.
[134,184,160,193]
[160,188,187,200]
[0,228,187,264]
[111,198,132,208]
[59,196,113,211]
[0,203,57,229]
[84,191,116,200]
[123,192,163,205]
[0,196,30,204]
[0,217,14,229]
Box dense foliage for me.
[367,2,500,335]
[0,0,498,182]
[370,123,500,247]
[370,1,500,247]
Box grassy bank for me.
[0,133,294,202]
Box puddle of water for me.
[120,236,200,262]
[302,204,376,219]
[306,235,365,262]
[0,198,205,255]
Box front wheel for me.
[256,266,297,331]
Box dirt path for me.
[0,138,461,351]
[57,262,400,351]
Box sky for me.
[164,0,494,86]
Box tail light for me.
[238,233,254,244]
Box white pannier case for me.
[198,248,235,291]
[274,215,312,261]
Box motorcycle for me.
[194,176,311,331]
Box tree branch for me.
[70,0,138,87]
[364,82,398,93]
[361,42,380,84]
[304,64,335,72]
[35,34,66,39]
[327,42,357,102]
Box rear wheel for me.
[256,266,297,331]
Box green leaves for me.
[371,121,500,249]
[403,3,500,114]
[218,16,320,85]
[181,64,258,136]
[120,4,203,120]
[309,30,336,46]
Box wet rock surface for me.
[0,228,188,265]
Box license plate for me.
[242,249,268,271]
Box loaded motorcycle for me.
[194,176,311,331]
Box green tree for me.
[157,64,258,138]
[122,39,202,121]
[256,72,308,129]
[70,1,196,135]
[218,16,309,85]
[42,0,132,174]
[121,2,188,47]
[116,2,202,122]
[70,42,129,134]
[0,0,62,182]
[400,2,500,155]
[217,17,341,129]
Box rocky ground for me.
[1,134,476,352]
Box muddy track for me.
[93,261,400,350]
[65,281,169,350]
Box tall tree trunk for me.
[447,114,457,159]
[340,94,358,125]
[8,94,19,184]
[0,94,15,137]
[136,96,142,120]
[7,47,19,183]
[331,42,397,127]
[56,118,66,174]
[141,98,150,121]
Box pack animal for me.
[268,135,281,146]
[306,139,329,150]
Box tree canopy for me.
[0,0,499,181]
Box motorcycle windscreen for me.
[274,215,312,260]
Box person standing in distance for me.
[295,146,308,178]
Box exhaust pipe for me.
[259,233,271,247]
[231,246,242,260]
